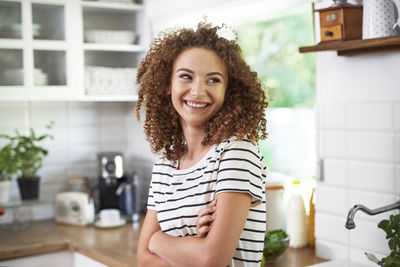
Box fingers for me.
[197,202,216,218]
[196,199,217,238]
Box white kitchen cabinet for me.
[0,0,149,102]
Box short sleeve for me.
[147,177,156,210]
[215,140,266,207]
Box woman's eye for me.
[208,77,221,83]
[180,74,192,80]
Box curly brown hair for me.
[136,22,268,162]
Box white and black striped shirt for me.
[147,136,267,267]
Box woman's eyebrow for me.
[176,68,194,73]
[207,72,224,78]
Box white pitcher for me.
[363,0,397,39]
[393,0,400,30]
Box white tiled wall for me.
[0,102,154,223]
[314,2,400,263]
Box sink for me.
[306,259,371,267]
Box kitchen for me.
[0,0,400,266]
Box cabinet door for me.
[0,1,26,100]
[0,0,83,101]
[82,1,148,100]
[29,0,83,100]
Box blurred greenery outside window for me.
[237,3,316,179]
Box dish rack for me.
[85,66,137,95]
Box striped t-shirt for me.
[147,136,267,267]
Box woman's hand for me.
[196,199,217,238]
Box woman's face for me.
[169,47,228,129]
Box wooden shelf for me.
[299,35,400,56]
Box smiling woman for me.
[135,22,269,267]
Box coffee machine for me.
[98,152,124,210]
[97,152,140,221]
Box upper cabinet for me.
[0,0,149,102]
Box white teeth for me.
[186,101,207,108]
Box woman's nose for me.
[190,79,206,97]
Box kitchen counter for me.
[0,219,326,267]
[0,219,142,267]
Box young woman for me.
[136,22,269,267]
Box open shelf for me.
[299,35,400,56]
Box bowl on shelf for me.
[84,30,138,44]
[263,229,290,263]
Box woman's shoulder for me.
[216,135,262,158]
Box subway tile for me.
[315,212,349,244]
[395,104,400,132]
[0,103,27,128]
[396,134,400,163]
[100,125,128,143]
[323,159,347,186]
[349,247,386,267]
[100,103,130,126]
[68,102,100,126]
[68,144,98,164]
[347,103,393,131]
[315,185,348,216]
[348,132,394,161]
[349,219,390,255]
[348,161,395,193]
[315,239,349,260]
[322,102,346,129]
[348,190,397,223]
[30,102,68,127]
[397,165,400,194]
[67,162,97,178]
[324,131,346,158]
[38,165,68,185]
[69,125,100,145]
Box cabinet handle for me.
[326,13,336,22]
[325,31,334,37]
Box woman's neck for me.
[179,124,212,169]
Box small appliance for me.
[98,151,124,210]
[55,191,95,226]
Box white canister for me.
[363,0,397,39]
[266,184,285,231]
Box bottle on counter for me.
[286,180,308,248]
[309,177,316,248]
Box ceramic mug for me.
[99,209,121,225]
[363,0,397,39]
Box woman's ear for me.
[166,86,171,95]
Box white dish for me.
[94,218,126,229]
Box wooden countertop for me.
[0,219,326,267]
[0,219,143,267]
[266,247,327,267]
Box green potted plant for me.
[378,214,400,266]
[0,122,53,200]
[0,142,18,203]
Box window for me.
[237,3,316,179]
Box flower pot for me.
[0,180,11,203]
[17,176,40,200]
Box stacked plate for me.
[0,68,23,85]
[85,66,137,95]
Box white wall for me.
[314,2,400,265]
[0,102,154,222]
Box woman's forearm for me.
[149,230,221,267]
[138,247,172,267]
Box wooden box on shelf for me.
[317,4,362,42]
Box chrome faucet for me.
[345,200,400,229]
